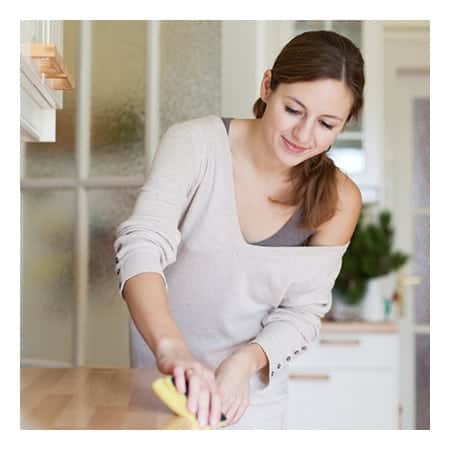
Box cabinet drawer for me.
[286,367,398,429]
[290,332,398,370]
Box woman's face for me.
[259,72,354,168]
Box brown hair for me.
[253,30,365,230]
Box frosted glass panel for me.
[413,98,430,209]
[160,21,221,135]
[25,21,79,178]
[413,215,430,324]
[21,190,75,364]
[415,334,430,429]
[87,189,139,367]
[90,21,146,177]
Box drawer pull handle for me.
[289,374,330,381]
[319,338,360,346]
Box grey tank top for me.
[222,117,314,247]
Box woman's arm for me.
[124,272,222,427]
[235,171,360,392]
[114,123,222,428]
[308,170,362,246]
[123,272,191,359]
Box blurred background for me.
[20,20,429,429]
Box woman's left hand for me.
[214,348,255,427]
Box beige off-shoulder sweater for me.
[113,114,349,410]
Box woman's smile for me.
[281,135,309,154]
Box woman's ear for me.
[259,69,272,102]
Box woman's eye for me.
[285,106,300,115]
[285,106,334,130]
[320,121,334,130]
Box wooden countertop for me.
[21,322,399,428]
[21,367,198,430]
[322,320,399,333]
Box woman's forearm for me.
[122,272,190,358]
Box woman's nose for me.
[292,120,313,146]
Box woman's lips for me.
[281,136,308,153]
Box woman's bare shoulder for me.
[308,169,362,246]
[335,169,362,208]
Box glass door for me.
[21,20,223,367]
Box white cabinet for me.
[20,20,70,142]
[286,331,399,429]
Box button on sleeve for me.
[248,252,345,390]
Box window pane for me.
[21,190,75,365]
[90,21,146,177]
[25,21,79,178]
[87,188,139,367]
[160,21,221,134]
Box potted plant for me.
[330,208,409,321]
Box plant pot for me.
[330,290,363,321]
[330,299,363,321]
[361,273,397,322]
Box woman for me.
[114,30,364,430]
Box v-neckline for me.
[215,115,350,253]
[220,116,301,247]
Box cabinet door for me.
[20,20,65,142]
[286,368,397,429]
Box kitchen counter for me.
[21,322,398,428]
[21,367,197,429]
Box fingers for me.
[223,398,240,425]
[170,362,223,428]
[223,397,249,426]
[196,388,210,427]
[209,391,222,427]
[186,369,200,415]
[232,400,249,425]
[200,370,222,426]
[185,365,222,428]
[172,365,187,395]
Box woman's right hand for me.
[155,337,223,428]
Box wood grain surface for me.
[20,367,195,430]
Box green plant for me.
[110,104,144,145]
[334,209,409,305]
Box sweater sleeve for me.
[113,122,205,300]
[248,249,346,389]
